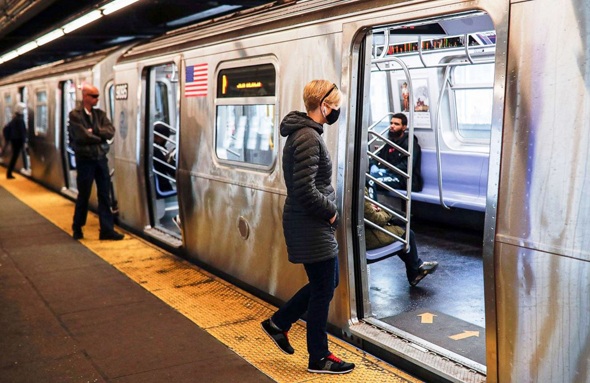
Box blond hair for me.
[303,79,342,112]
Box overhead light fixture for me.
[36,29,66,46]
[0,50,20,64]
[16,41,39,55]
[63,10,103,34]
[101,0,140,15]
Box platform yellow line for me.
[0,174,421,383]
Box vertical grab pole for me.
[384,57,414,251]
[434,66,452,210]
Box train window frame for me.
[213,56,279,172]
[35,89,49,136]
[105,81,115,122]
[448,59,495,145]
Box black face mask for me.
[320,84,340,125]
[322,106,340,125]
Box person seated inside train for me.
[153,123,177,198]
[368,112,423,193]
[364,188,438,286]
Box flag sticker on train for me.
[185,63,208,97]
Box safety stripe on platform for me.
[0,174,421,383]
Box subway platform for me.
[0,174,421,383]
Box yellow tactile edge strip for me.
[0,174,421,383]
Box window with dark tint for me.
[217,64,276,98]
[35,91,48,136]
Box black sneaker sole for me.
[307,367,355,374]
[260,322,294,355]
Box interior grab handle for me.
[433,66,452,210]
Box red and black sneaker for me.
[308,353,355,374]
[261,319,294,355]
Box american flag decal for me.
[185,63,208,97]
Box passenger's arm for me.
[68,112,101,145]
[364,199,393,226]
[291,131,337,221]
[96,112,115,140]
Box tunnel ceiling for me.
[0,0,273,79]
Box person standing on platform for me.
[3,102,28,179]
[69,84,124,241]
[261,80,355,374]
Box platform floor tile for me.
[0,173,422,383]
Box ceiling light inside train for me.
[36,29,66,47]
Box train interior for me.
[61,80,78,196]
[144,63,182,244]
[1,87,32,175]
[357,11,497,371]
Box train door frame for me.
[141,59,183,247]
[59,80,78,197]
[340,2,509,382]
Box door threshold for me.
[144,226,182,248]
[349,319,486,383]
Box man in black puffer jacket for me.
[261,80,355,375]
[4,102,27,179]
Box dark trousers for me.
[73,157,114,232]
[398,230,423,279]
[271,256,339,363]
[7,139,24,176]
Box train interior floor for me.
[368,220,486,365]
[0,173,421,383]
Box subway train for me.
[1,0,588,382]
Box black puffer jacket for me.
[281,111,338,264]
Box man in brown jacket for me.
[364,188,438,286]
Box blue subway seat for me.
[385,150,488,212]
[366,241,405,264]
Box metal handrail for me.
[377,28,390,59]
[153,143,169,155]
[364,55,414,251]
[366,173,408,201]
[365,195,408,223]
[368,129,410,157]
[153,169,176,183]
[367,152,409,180]
[433,65,452,210]
[153,156,176,171]
[153,121,177,133]
[154,131,177,146]
[364,219,406,244]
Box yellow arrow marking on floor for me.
[417,313,437,324]
[449,330,480,340]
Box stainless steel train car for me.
[1,0,588,382]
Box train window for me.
[4,94,12,124]
[215,62,277,169]
[370,71,389,124]
[451,63,494,140]
[155,82,170,124]
[35,90,48,136]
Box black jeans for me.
[398,230,423,279]
[271,256,339,363]
[73,157,114,232]
[369,167,406,191]
[7,139,24,176]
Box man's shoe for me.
[99,230,125,241]
[72,228,84,240]
[308,353,355,374]
[261,319,294,355]
[6,174,15,179]
[409,261,439,287]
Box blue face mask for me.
[320,84,340,125]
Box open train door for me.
[342,3,508,382]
